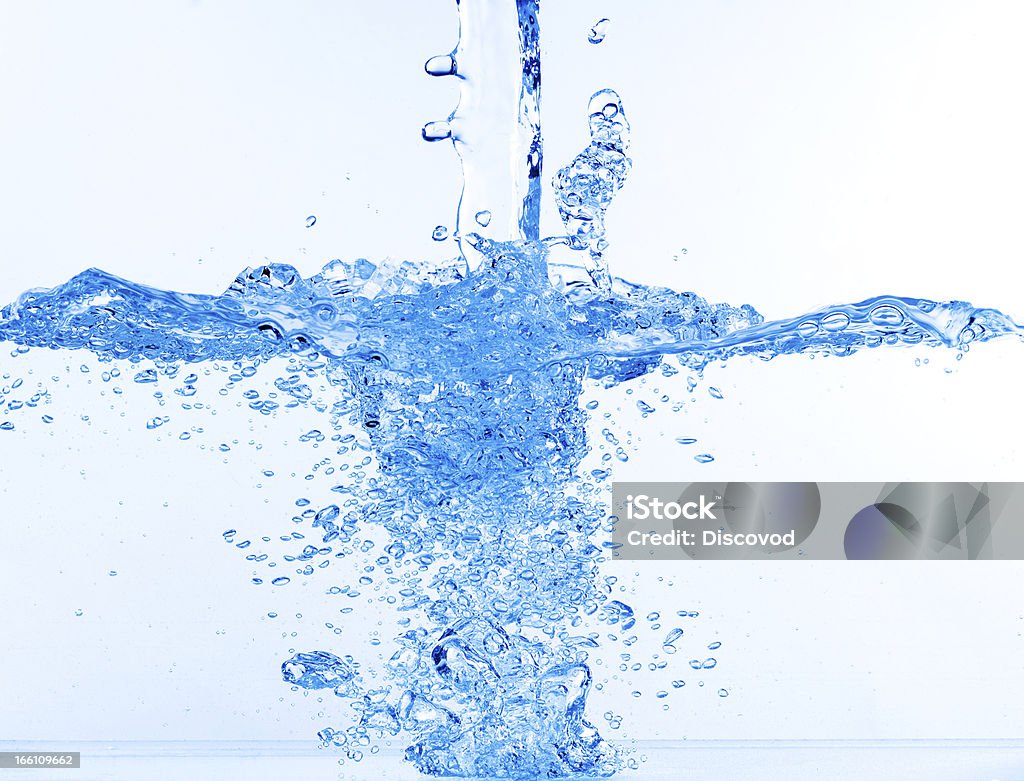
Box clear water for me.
[2,3,1022,780]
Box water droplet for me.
[636,400,655,414]
[708,387,723,400]
[694,453,714,464]
[718,688,730,698]
[474,210,492,227]
[675,437,697,445]
[588,18,610,44]
[305,215,317,228]
[272,576,291,586]
[421,121,452,142]
[432,225,449,241]
[708,641,722,650]
[424,54,456,76]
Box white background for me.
[1,0,1023,743]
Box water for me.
[2,3,1023,780]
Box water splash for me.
[553,90,632,291]
[2,3,1023,780]
[1,241,1020,778]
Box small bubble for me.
[421,121,452,142]
[869,304,904,327]
[588,18,610,44]
[708,387,724,400]
[664,628,684,646]
[432,225,449,241]
[822,312,851,332]
[306,215,317,228]
[694,453,715,464]
[718,688,730,698]
[424,54,457,76]
[675,437,697,445]
[272,577,291,586]
[474,210,492,227]
[74,609,83,617]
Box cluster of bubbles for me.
[2,219,1020,775]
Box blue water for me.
[2,4,1024,780]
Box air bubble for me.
[421,121,452,142]
[424,54,456,76]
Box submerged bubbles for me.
[283,650,356,691]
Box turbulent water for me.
[2,236,1021,776]
[3,3,1024,779]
